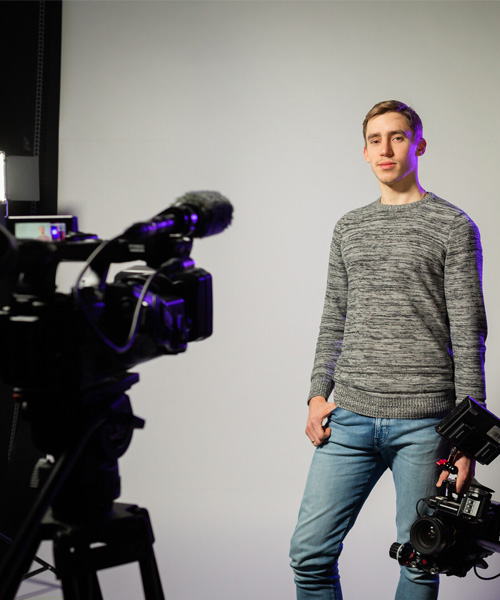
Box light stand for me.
[0,151,7,225]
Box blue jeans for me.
[289,407,450,600]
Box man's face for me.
[363,112,426,187]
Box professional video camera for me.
[390,396,500,579]
[0,190,233,600]
[0,191,233,391]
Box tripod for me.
[0,372,165,600]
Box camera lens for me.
[410,517,454,555]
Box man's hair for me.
[362,100,423,143]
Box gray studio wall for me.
[53,2,500,599]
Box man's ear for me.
[416,138,427,156]
[363,146,370,163]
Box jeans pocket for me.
[326,404,342,426]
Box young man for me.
[289,100,487,600]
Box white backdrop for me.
[20,2,500,599]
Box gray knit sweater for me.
[309,193,487,418]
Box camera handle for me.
[436,446,459,497]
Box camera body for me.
[0,224,212,396]
[390,397,500,578]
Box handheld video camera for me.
[390,397,500,579]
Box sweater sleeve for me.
[308,220,348,401]
[444,213,487,403]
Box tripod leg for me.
[59,571,104,600]
[0,419,103,600]
[139,551,165,600]
[126,505,165,600]
[54,533,104,600]
[0,534,44,600]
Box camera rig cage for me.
[390,397,500,579]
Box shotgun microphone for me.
[122,191,233,241]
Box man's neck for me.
[380,180,427,206]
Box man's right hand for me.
[305,396,336,446]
